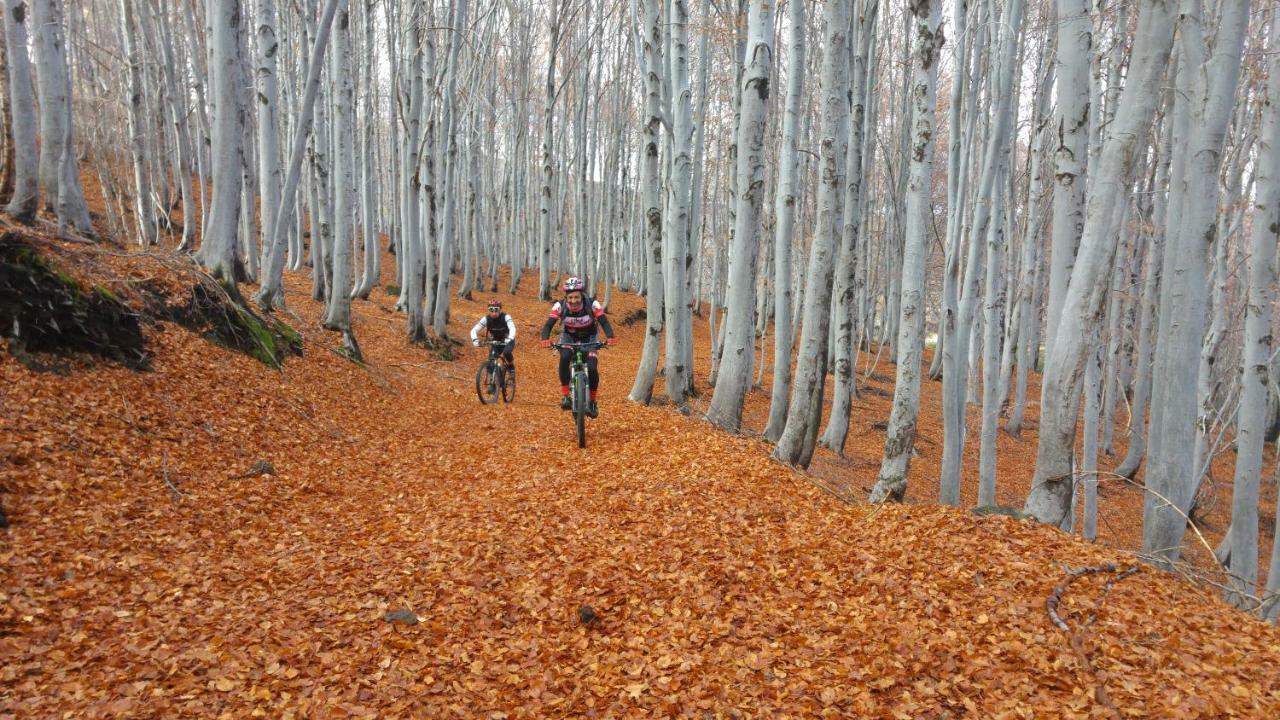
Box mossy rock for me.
[1,235,304,371]
[169,282,302,369]
[0,233,148,370]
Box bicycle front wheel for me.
[573,375,588,448]
[476,362,499,404]
[500,365,516,403]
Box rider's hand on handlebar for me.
[541,339,552,349]
[606,337,616,347]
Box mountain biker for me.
[539,277,615,417]
[471,299,517,371]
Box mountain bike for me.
[551,340,607,448]
[475,339,515,404]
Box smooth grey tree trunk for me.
[762,0,805,440]
[819,0,878,455]
[31,0,91,233]
[774,0,850,468]
[431,0,469,337]
[663,0,694,411]
[628,0,665,404]
[1007,121,1052,437]
[977,0,1026,506]
[1113,117,1171,479]
[196,0,247,287]
[1081,329,1102,539]
[869,0,942,503]
[354,0,380,300]
[937,0,982,507]
[931,0,968,385]
[254,0,283,287]
[2,0,38,221]
[118,0,157,244]
[1044,0,1090,367]
[538,0,560,301]
[1025,0,1178,527]
[322,5,359,359]
[254,0,345,311]
[152,0,196,250]
[705,0,773,433]
[1141,0,1248,563]
[1225,8,1278,606]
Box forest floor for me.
[3,224,1280,718]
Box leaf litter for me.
[1,235,1278,718]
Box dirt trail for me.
[2,243,1279,717]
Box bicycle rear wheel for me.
[476,362,499,404]
[573,376,588,448]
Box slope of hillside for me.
[2,231,1279,718]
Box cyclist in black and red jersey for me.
[470,299,517,370]
[539,277,616,416]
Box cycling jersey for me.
[541,296,614,341]
[471,312,516,343]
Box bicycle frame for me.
[476,340,514,404]
[551,341,606,447]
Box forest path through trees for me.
[3,243,1279,716]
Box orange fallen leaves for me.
[0,234,1278,718]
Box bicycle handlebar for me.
[549,341,608,351]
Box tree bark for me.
[196,0,247,288]
[254,0,345,311]
[1141,0,1248,563]
[663,0,694,411]
[31,0,91,233]
[762,0,806,440]
[1224,6,1278,606]
[1025,0,1179,527]
[819,0,878,455]
[869,0,943,503]
[774,0,851,468]
[705,0,773,433]
[2,0,38,221]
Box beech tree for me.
[196,0,247,286]
[869,0,942,503]
[762,0,805,441]
[31,0,92,233]
[705,0,773,433]
[1223,5,1278,606]
[1026,0,1180,528]
[774,0,851,468]
[2,0,37,222]
[1141,0,1249,563]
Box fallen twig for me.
[1045,563,1139,719]
[162,451,184,500]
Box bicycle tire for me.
[500,365,516,403]
[475,361,499,404]
[573,375,588,448]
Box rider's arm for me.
[505,314,517,341]
[539,303,561,340]
[593,301,615,339]
[470,317,486,342]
